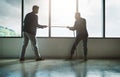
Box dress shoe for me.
[19,58,25,61]
[36,57,44,61]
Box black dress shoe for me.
[19,58,25,61]
[68,56,72,59]
[65,56,72,60]
[36,57,44,61]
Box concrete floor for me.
[0,59,120,77]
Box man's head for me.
[32,5,39,14]
[75,12,81,20]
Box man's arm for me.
[67,20,77,31]
[67,26,75,31]
[37,25,47,29]
[35,15,47,29]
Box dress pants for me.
[71,34,88,57]
[20,32,40,59]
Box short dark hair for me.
[32,5,39,10]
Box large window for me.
[1,0,120,38]
[0,0,21,37]
[106,0,120,37]
[23,0,103,37]
[51,0,103,37]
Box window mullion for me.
[103,0,105,38]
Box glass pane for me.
[24,0,49,37]
[106,0,120,37]
[51,0,76,37]
[51,0,102,37]
[51,27,76,37]
[0,0,21,37]
[78,0,103,37]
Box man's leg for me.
[26,33,42,60]
[70,35,81,59]
[83,37,88,61]
[20,32,29,61]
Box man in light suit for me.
[67,12,88,61]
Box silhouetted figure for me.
[20,5,47,61]
[67,12,88,61]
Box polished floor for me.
[0,59,120,77]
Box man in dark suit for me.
[67,12,88,61]
[20,5,47,61]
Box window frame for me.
[1,0,120,38]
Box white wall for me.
[0,38,120,59]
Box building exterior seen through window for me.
[0,0,21,37]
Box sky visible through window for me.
[51,0,103,37]
[0,0,21,37]
[106,0,120,37]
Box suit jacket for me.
[74,18,88,37]
[23,12,39,35]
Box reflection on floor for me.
[0,59,120,77]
